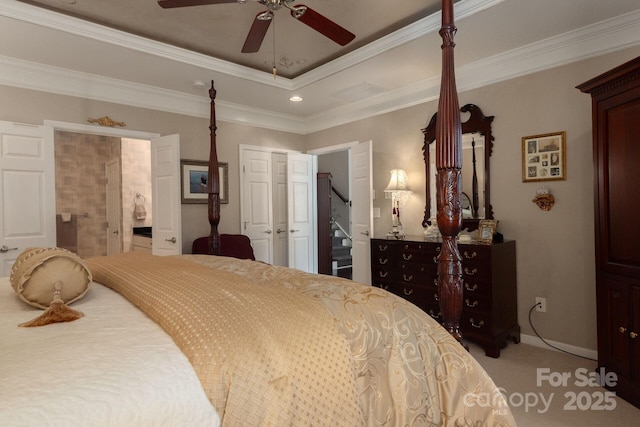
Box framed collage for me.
[522,131,566,182]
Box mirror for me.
[422,104,494,231]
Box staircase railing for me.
[331,216,352,241]
[332,185,350,206]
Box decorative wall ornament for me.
[87,116,126,127]
[532,186,555,211]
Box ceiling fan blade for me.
[242,12,272,53]
[158,0,237,9]
[291,5,355,46]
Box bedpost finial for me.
[209,80,217,99]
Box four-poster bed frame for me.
[203,0,465,342]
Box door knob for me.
[290,229,300,233]
[276,229,286,234]
[360,231,370,236]
[264,230,273,234]
[165,237,177,243]
[0,245,18,253]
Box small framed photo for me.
[180,159,228,204]
[477,219,499,244]
[522,131,566,182]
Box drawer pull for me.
[378,244,388,251]
[433,279,438,286]
[403,288,414,296]
[402,274,413,282]
[465,283,478,292]
[464,250,478,259]
[433,256,439,263]
[378,271,388,278]
[465,298,478,308]
[619,327,627,333]
[377,283,389,290]
[429,309,441,319]
[464,267,478,276]
[433,293,439,302]
[403,253,413,261]
[470,318,485,328]
[378,257,388,265]
[631,332,638,339]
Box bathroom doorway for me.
[53,130,152,258]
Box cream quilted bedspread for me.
[86,252,516,427]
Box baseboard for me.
[520,333,598,361]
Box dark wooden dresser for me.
[578,56,640,409]
[371,237,519,357]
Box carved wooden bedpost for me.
[207,80,221,255]
[436,0,464,344]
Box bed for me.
[1,0,516,425]
[2,251,514,426]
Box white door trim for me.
[44,120,160,140]
[306,140,360,156]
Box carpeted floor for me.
[469,341,639,426]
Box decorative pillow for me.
[9,247,92,327]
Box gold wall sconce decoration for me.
[532,186,554,211]
[87,116,126,127]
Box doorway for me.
[47,120,160,258]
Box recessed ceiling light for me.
[289,95,303,102]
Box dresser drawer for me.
[387,282,433,308]
[461,311,493,335]
[372,266,393,281]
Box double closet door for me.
[240,146,315,272]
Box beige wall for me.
[3,45,640,351]
[305,47,640,352]
[0,86,305,253]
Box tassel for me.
[19,281,84,327]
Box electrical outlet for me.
[535,297,547,313]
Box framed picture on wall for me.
[180,159,228,204]
[522,131,566,182]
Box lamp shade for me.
[384,169,410,192]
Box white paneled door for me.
[0,121,56,276]
[241,148,274,264]
[272,152,288,267]
[287,152,314,272]
[351,140,373,285]
[151,134,182,256]
[105,158,122,255]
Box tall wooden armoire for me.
[578,56,640,409]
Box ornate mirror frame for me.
[422,103,495,231]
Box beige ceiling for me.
[2,0,640,133]
[17,0,445,78]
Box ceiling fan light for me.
[289,95,303,102]
[291,6,307,19]
[257,11,274,21]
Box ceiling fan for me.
[158,0,356,54]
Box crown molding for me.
[305,9,640,133]
[1,2,639,134]
[0,0,500,90]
